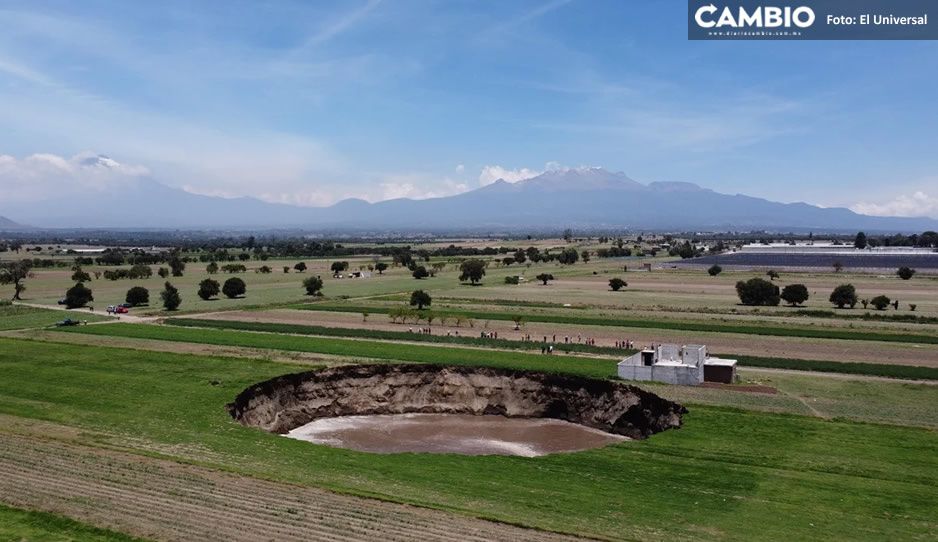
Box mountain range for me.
[1,166,935,233]
[0,216,27,230]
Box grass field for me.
[0,503,145,542]
[4,252,937,320]
[61,323,619,379]
[4,241,938,540]
[647,369,938,428]
[293,303,938,344]
[1,338,936,541]
[163,317,938,380]
[0,304,110,331]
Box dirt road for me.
[198,309,938,368]
[0,432,582,542]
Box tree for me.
[125,286,149,307]
[458,259,486,284]
[330,261,349,275]
[257,265,272,274]
[581,250,591,263]
[511,315,524,330]
[780,284,809,306]
[563,228,573,242]
[504,275,520,285]
[197,279,220,300]
[707,264,722,276]
[854,231,867,249]
[766,270,780,281]
[157,267,169,279]
[294,262,307,273]
[502,257,515,267]
[897,267,916,280]
[609,278,627,291]
[128,264,152,279]
[829,284,858,309]
[410,289,431,310]
[536,273,554,285]
[168,254,186,277]
[411,265,429,279]
[302,276,324,296]
[222,277,246,298]
[672,241,697,259]
[735,278,780,306]
[375,262,388,274]
[557,248,579,265]
[64,282,93,309]
[0,260,32,300]
[283,266,290,273]
[71,268,91,282]
[206,261,219,274]
[513,250,526,264]
[870,295,891,310]
[161,282,181,311]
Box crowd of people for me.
[403,321,639,356]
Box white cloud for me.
[375,174,468,201]
[478,162,565,186]
[0,152,149,203]
[852,191,938,219]
[479,165,541,185]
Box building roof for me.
[704,358,737,367]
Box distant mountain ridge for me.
[0,216,27,230]
[2,166,935,232]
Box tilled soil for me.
[199,309,938,368]
[0,434,583,542]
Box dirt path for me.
[740,366,938,386]
[198,309,938,368]
[775,388,828,419]
[0,433,583,542]
[0,329,374,368]
[12,301,159,324]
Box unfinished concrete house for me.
[617,344,737,385]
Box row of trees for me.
[735,279,916,311]
[853,230,938,249]
[734,278,809,307]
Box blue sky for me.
[1,0,936,216]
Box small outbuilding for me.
[617,344,737,385]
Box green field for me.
[0,504,145,542]
[0,304,110,331]
[61,323,619,379]
[294,303,938,344]
[164,317,938,380]
[4,252,937,321]
[0,338,936,540]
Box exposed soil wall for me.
[227,364,686,439]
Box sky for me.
[0,0,937,217]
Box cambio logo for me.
[695,3,816,29]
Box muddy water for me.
[286,413,628,457]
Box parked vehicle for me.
[57,299,67,305]
[55,318,80,327]
[115,306,129,314]
[106,305,116,313]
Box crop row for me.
[293,304,938,345]
[80,321,938,381]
